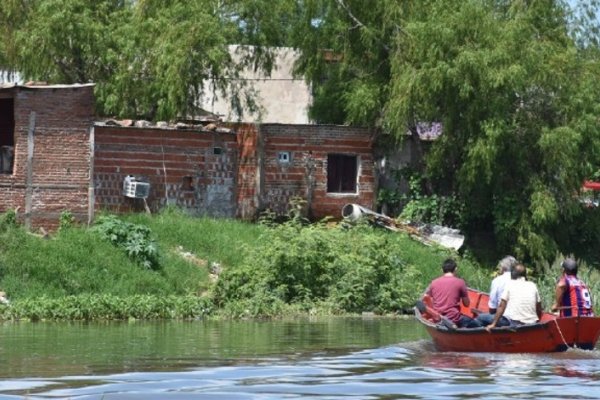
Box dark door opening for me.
[0,97,15,174]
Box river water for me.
[0,318,599,399]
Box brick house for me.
[0,83,402,230]
[93,123,239,217]
[236,123,376,220]
[0,83,95,229]
[92,122,377,221]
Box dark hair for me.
[442,258,457,273]
[562,258,578,275]
[511,263,527,279]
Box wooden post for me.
[256,124,265,213]
[24,111,36,230]
[87,125,95,226]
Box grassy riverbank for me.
[2,208,593,321]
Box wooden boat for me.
[415,288,600,352]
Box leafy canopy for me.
[0,0,296,120]
[292,0,600,261]
[2,0,600,261]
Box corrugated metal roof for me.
[0,82,95,90]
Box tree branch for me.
[335,0,364,30]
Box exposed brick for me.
[1,90,381,230]
[0,85,94,229]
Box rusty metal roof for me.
[0,82,95,90]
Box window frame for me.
[326,153,359,194]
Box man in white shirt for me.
[485,263,542,330]
[474,256,517,326]
[488,256,517,313]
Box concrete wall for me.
[201,46,312,124]
[0,84,95,229]
[373,134,433,216]
[93,125,238,217]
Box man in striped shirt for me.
[551,258,594,317]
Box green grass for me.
[0,208,496,320]
[0,227,205,298]
[124,208,266,269]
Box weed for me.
[92,215,160,270]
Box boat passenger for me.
[474,256,517,326]
[485,263,542,331]
[488,256,518,313]
[425,258,482,328]
[551,258,594,317]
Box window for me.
[181,176,194,191]
[213,147,223,155]
[0,97,15,174]
[327,154,357,193]
[278,151,291,164]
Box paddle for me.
[415,300,458,330]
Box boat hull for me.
[416,288,600,353]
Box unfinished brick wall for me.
[0,84,95,229]
[258,124,376,220]
[93,125,238,217]
[0,85,381,229]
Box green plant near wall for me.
[59,210,75,231]
[92,215,160,270]
[377,188,403,213]
[0,209,17,233]
[399,171,464,228]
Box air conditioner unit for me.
[123,175,150,199]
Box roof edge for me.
[0,83,95,90]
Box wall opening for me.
[327,154,358,193]
[182,176,194,191]
[278,151,291,164]
[0,97,15,174]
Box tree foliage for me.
[0,0,294,120]
[292,0,600,262]
[2,0,600,262]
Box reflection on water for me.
[0,318,599,399]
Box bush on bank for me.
[0,208,494,320]
[212,219,491,318]
[0,294,213,321]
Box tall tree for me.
[293,0,600,261]
[0,0,295,120]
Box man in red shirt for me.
[426,258,482,328]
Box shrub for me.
[0,294,213,321]
[59,210,75,231]
[399,173,464,228]
[213,219,489,317]
[0,209,17,233]
[92,215,160,270]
